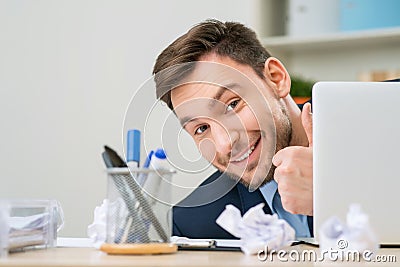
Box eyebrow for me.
[179,83,239,126]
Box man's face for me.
[170,55,292,190]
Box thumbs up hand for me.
[272,103,313,216]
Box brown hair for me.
[153,19,271,109]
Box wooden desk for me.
[0,245,398,267]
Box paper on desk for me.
[216,203,295,255]
[6,213,52,250]
[10,213,50,230]
[319,204,379,257]
[87,199,109,249]
[87,198,130,248]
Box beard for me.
[215,101,292,190]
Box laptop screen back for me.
[313,81,400,244]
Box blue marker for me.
[143,150,154,168]
[136,150,154,186]
[150,148,169,170]
[144,148,170,205]
[127,129,141,168]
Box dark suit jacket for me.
[172,171,271,239]
[172,170,314,239]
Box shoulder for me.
[172,171,241,239]
[174,171,239,208]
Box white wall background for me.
[0,0,262,237]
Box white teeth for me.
[233,145,256,162]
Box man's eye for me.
[195,125,208,135]
[226,99,239,112]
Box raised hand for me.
[272,103,313,216]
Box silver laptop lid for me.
[313,81,400,244]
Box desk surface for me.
[0,246,398,267]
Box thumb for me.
[301,102,313,147]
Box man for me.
[153,19,313,238]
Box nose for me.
[211,122,239,156]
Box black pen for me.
[103,145,127,168]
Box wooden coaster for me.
[100,243,178,255]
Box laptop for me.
[312,81,400,245]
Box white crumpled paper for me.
[319,204,379,257]
[216,203,295,255]
[87,199,109,249]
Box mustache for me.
[216,152,231,166]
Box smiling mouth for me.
[230,137,261,163]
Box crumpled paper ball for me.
[216,203,295,255]
[319,204,379,258]
[87,199,109,249]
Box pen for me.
[136,150,154,186]
[102,151,113,168]
[126,129,141,168]
[103,145,127,168]
[144,150,154,169]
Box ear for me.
[263,57,291,98]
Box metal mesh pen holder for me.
[102,168,177,254]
